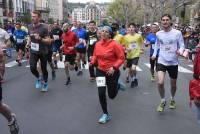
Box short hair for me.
[161,14,172,20]
[89,20,96,25]
[32,10,41,17]
[128,23,136,27]
[39,19,45,23]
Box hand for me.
[140,49,144,54]
[68,47,74,50]
[106,67,115,76]
[151,56,156,60]
[89,62,93,67]
[60,45,64,50]
[127,48,132,52]
[25,44,30,49]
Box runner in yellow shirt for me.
[123,23,144,88]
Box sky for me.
[68,0,112,3]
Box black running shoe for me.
[77,71,83,76]
[65,77,71,85]
[130,81,135,88]
[8,114,19,134]
[126,77,129,83]
[134,79,138,87]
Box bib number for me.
[89,38,97,45]
[53,35,60,40]
[161,44,176,53]
[16,39,24,43]
[96,77,106,87]
[31,42,39,51]
[130,42,137,49]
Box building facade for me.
[72,1,107,24]
[0,0,14,24]
[35,0,49,21]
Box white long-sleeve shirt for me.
[153,28,185,66]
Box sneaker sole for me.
[98,119,110,124]
[9,113,19,134]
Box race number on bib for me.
[89,38,97,45]
[17,39,24,43]
[130,42,137,49]
[31,42,39,51]
[163,44,176,53]
[96,77,106,87]
[53,35,60,40]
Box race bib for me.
[16,39,24,43]
[89,38,97,45]
[130,42,137,49]
[31,42,39,51]
[96,77,106,87]
[79,38,83,43]
[53,35,60,40]
[163,45,176,53]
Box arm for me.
[1,31,11,49]
[177,31,185,55]
[152,35,159,58]
[1,39,11,49]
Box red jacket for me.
[62,31,78,55]
[91,39,125,72]
[193,43,200,79]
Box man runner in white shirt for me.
[152,14,185,112]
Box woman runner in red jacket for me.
[91,26,125,124]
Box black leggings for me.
[96,68,120,114]
[30,53,48,82]
[150,57,157,75]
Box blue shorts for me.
[52,43,61,52]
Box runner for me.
[151,14,185,112]
[123,23,144,88]
[72,21,87,76]
[145,23,160,81]
[50,22,63,69]
[90,26,125,124]
[27,10,52,92]
[86,20,98,81]
[61,23,79,85]
[13,21,28,66]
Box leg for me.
[107,70,120,99]
[150,58,156,77]
[30,53,40,79]
[39,54,48,83]
[96,69,108,114]
[156,63,167,112]
[167,65,178,109]
[157,71,166,99]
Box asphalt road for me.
[0,52,200,134]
